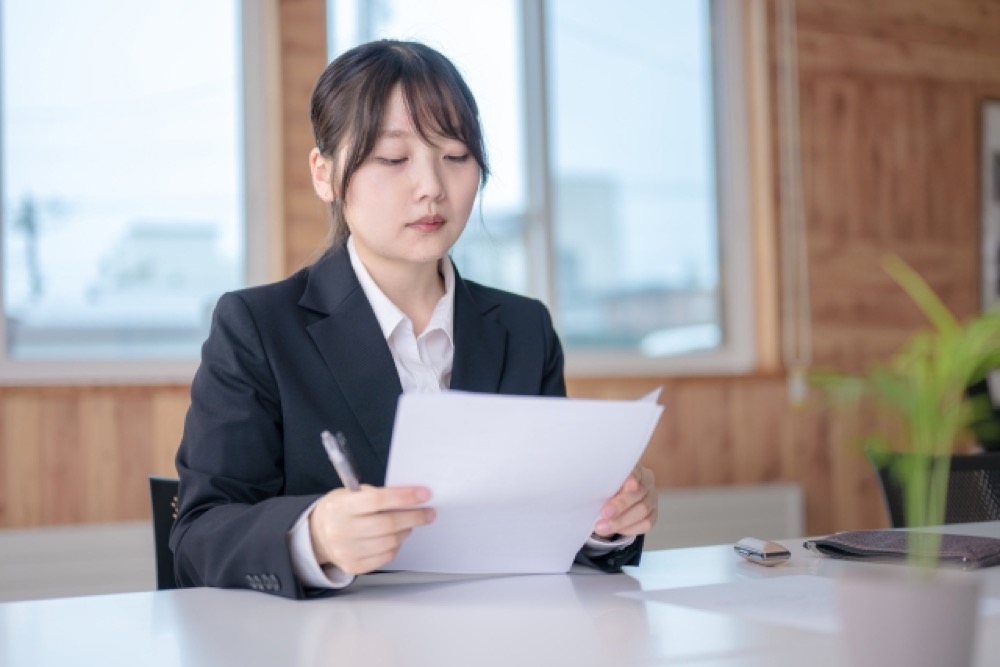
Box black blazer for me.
[170,246,642,599]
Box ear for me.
[309,148,337,203]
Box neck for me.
[356,249,445,334]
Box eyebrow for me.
[379,129,413,138]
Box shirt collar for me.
[346,236,455,343]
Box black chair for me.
[149,476,180,590]
[868,450,1000,527]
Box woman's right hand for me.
[308,485,435,575]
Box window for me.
[328,0,757,375]
[0,0,273,383]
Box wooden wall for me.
[2,0,998,538]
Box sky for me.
[1,0,241,314]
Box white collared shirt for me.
[289,239,630,590]
[346,236,456,394]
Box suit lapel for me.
[298,251,509,473]
[300,248,402,474]
[450,267,507,393]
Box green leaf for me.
[882,255,959,335]
[814,255,1000,570]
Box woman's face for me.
[311,85,481,275]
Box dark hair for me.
[310,40,490,250]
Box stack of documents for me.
[384,390,663,574]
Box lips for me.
[407,214,445,232]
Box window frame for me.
[0,0,279,385]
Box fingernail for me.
[595,521,611,534]
[425,508,436,523]
[603,505,618,519]
[415,488,430,502]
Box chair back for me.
[868,450,1000,527]
[148,475,180,590]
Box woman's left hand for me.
[594,464,657,538]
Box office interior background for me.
[1,0,998,590]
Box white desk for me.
[4,522,1000,667]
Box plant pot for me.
[836,566,983,667]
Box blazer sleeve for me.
[574,538,644,572]
[169,292,325,600]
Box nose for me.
[412,155,445,202]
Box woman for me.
[170,40,657,600]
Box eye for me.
[374,156,407,166]
[444,153,471,163]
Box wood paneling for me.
[280,0,330,272]
[795,0,1000,82]
[1,0,997,538]
[0,387,188,527]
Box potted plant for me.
[812,254,1000,667]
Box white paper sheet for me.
[620,575,1000,633]
[383,391,663,573]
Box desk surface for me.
[4,523,1000,667]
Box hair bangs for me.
[401,75,468,147]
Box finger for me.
[344,486,432,516]
[592,520,618,538]
[598,482,656,534]
[605,497,657,536]
[621,474,640,494]
[597,505,655,538]
[348,529,412,560]
[639,466,655,490]
[601,485,646,520]
[351,507,436,539]
[604,466,655,517]
[337,529,423,575]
